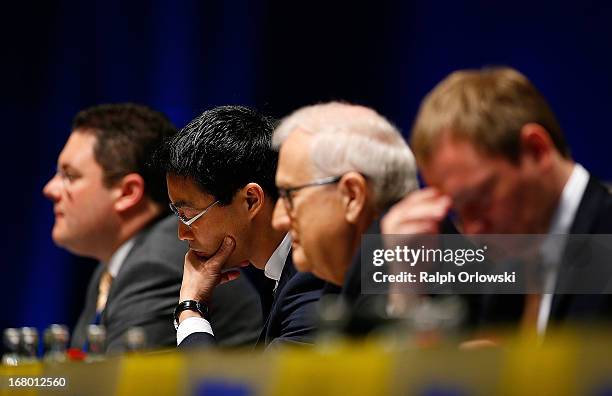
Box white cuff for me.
[176,316,214,345]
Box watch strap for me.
[173,300,210,330]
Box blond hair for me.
[411,67,570,163]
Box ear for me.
[241,183,265,220]
[519,123,556,170]
[112,173,146,213]
[338,172,369,224]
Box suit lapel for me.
[71,262,105,349]
[568,176,604,234]
[275,253,296,296]
[256,252,295,346]
[550,176,606,320]
[101,217,161,321]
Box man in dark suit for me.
[43,104,262,352]
[269,102,419,335]
[476,176,612,331]
[382,66,612,337]
[153,105,327,349]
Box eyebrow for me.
[275,177,307,190]
[58,163,78,172]
[171,200,193,208]
[452,174,496,206]
[275,183,291,190]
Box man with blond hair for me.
[383,67,612,335]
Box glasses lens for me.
[169,204,187,223]
[55,169,71,192]
[276,189,289,210]
[60,177,70,192]
[284,195,293,213]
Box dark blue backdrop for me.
[2,0,611,344]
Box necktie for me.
[96,271,114,314]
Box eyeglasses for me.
[277,175,342,212]
[55,167,78,193]
[169,200,220,227]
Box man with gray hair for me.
[271,102,418,329]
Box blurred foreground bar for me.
[2,327,612,396]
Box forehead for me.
[166,174,212,206]
[276,129,314,185]
[421,135,501,193]
[58,132,97,168]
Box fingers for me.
[385,219,441,235]
[394,188,451,220]
[179,236,236,304]
[390,188,444,211]
[219,270,241,285]
[206,236,236,273]
[382,188,452,235]
[185,249,203,266]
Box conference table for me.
[2,329,612,396]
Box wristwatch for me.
[173,300,210,330]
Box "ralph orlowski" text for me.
[373,271,516,285]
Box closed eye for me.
[182,208,202,219]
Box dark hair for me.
[72,103,177,206]
[154,105,279,205]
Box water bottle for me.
[86,325,106,361]
[19,327,39,363]
[124,327,146,352]
[2,328,21,366]
[43,324,69,363]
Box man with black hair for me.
[155,105,328,348]
[43,103,262,352]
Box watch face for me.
[174,300,208,328]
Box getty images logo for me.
[372,245,488,267]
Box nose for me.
[43,174,62,201]
[177,221,195,241]
[272,199,291,232]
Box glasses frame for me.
[169,200,220,227]
[55,166,76,193]
[277,175,342,212]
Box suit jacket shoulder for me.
[260,255,328,348]
[549,176,612,321]
[479,175,612,328]
[181,250,329,350]
[76,215,263,352]
[101,215,185,351]
[570,176,612,234]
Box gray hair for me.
[272,102,418,210]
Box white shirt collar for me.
[537,163,589,336]
[548,163,590,235]
[264,234,292,282]
[106,238,136,277]
[541,163,590,264]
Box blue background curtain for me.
[1,0,611,346]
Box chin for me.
[314,270,338,285]
[291,251,312,273]
[51,228,68,247]
[223,257,241,270]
